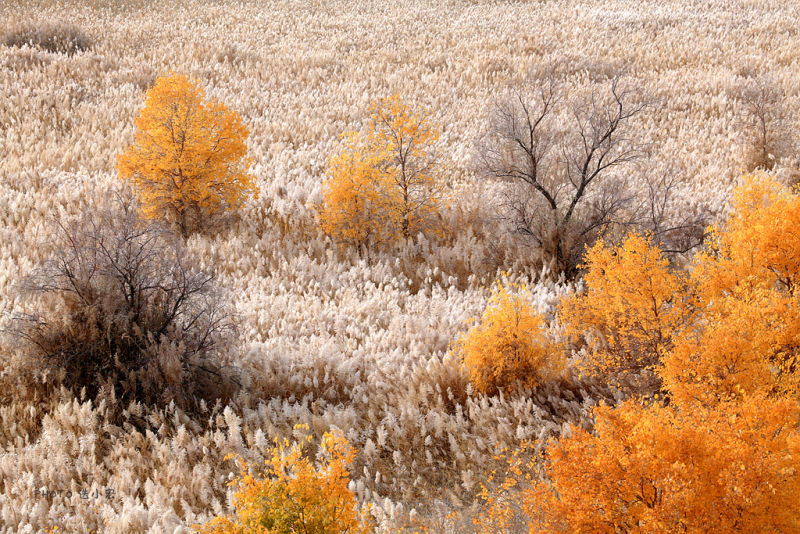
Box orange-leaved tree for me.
[197,427,372,534]
[317,95,446,251]
[481,175,800,532]
[118,73,258,237]
[559,233,690,392]
[524,396,800,533]
[662,174,800,405]
[454,280,565,396]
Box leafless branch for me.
[6,193,239,421]
[480,71,653,275]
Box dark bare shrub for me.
[6,195,238,419]
[2,22,93,56]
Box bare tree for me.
[480,72,706,276]
[638,168,709,257]
[736,76,795,172]
[6,194,239,419]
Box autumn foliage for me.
[526,396,800,533]
[472,443,542,534]
[560,234,690,391]
[118,73,258,236]
[316,131,394,251]
[368,94,445,240]
[197,427,371,534]
[455,281,565,396]
[481,175,800,532]
[559,176,800,403]
[662,175,800,404]
[317,95,446,250]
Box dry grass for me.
[0,0,799,531]
[2,22,92,56]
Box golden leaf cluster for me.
[455,280,565,396]
[663,175,800,404]
[317,95,447,250]
[197,426,372,534]
[118,74,258,236]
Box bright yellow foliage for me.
[368,94,445,240]
[316,132,394,250]
[455,281,565,396]
[560,234,689,385]
[317,95,445,248]
[662,174,800,404]
[196,428,371,534]
[118,73,257,236]
[526,396,800,533]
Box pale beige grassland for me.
[1,0,799,532]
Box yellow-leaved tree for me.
[559,234,690,392]
[369,94,446,240]
[197,427,372,534]
[316,132,394,253]
[662,174,800,404]
[480,175,800,532]
[118,73,258,237]
[454,280,565,396]
[317,95,446,251]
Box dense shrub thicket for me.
[2,22,93,55]
[5,196,239,419]
[476,175,800,533]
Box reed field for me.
[1,0,799,532]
